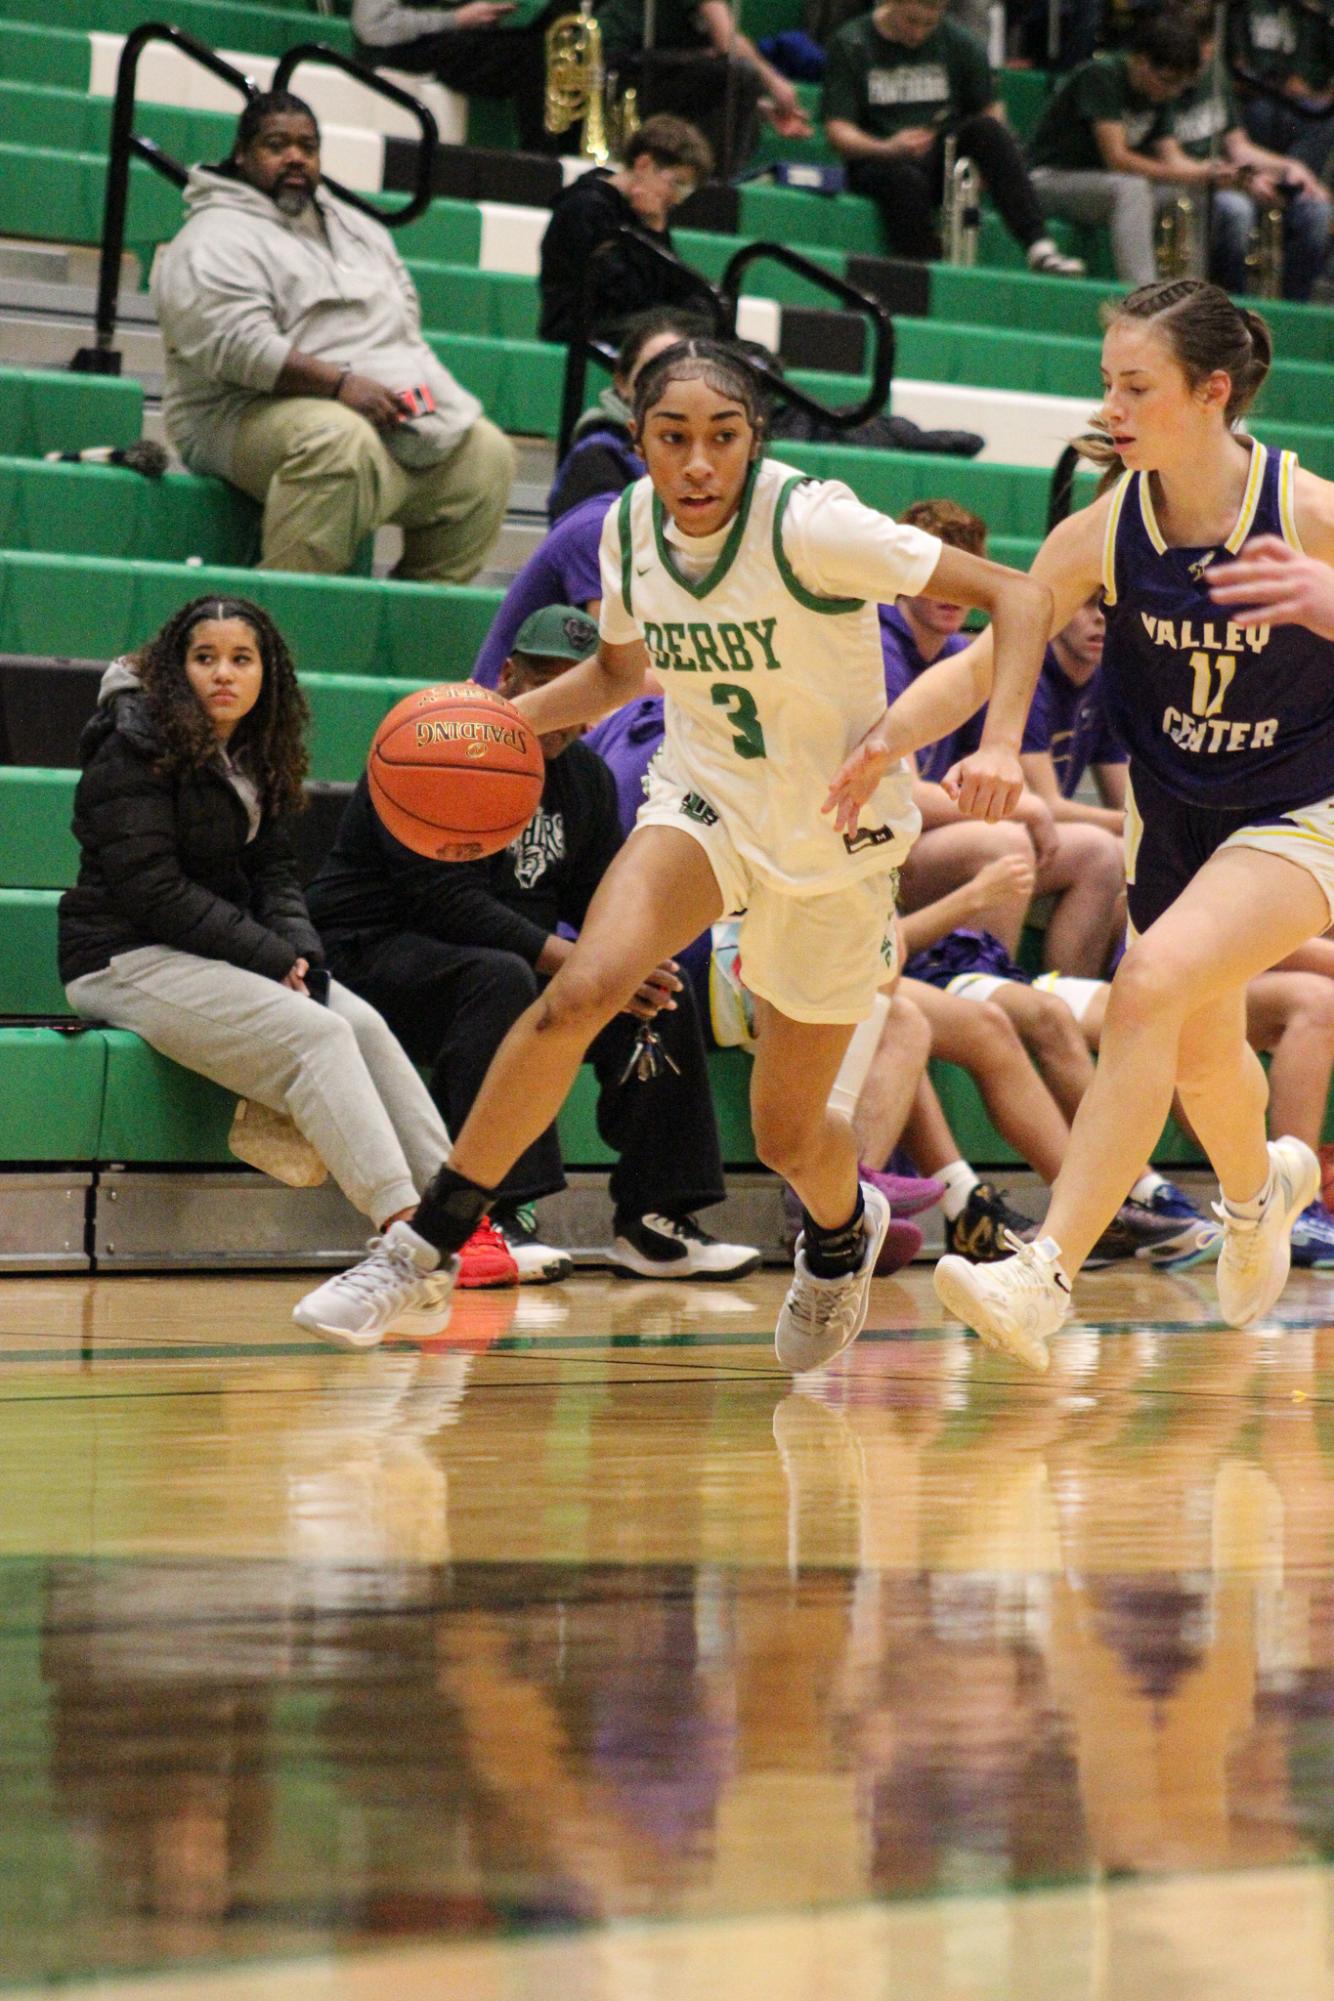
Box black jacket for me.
[308,743,623,964]
[538,169,714,344]
[58,690,323,986]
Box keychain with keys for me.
[619,1021,682,1085]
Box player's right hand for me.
[942,746,1024,823]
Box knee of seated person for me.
[886,991,932,1070]
[471,948,541,1013]
[1284,974,1334,1042]
[1027,988,1085,1059]
[282,402,380,474]
[974,997,1024,1054]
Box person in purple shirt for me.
[1019,592,1127,835]
[472,494,611,691]
[887,498,1124,977]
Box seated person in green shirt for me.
[1027,14,1227,286]
[595,0,811,176]
[821,0,1085,272]
[1229,0,1334,179]
[1158,29,1330,301]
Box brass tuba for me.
[1155,188,1207,279]
[941,133,980,266]
[544,0,626,164]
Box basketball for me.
[368,682,545,861]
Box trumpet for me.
[941,133,980,266]
[1155,188,1207,279]
[544,1,636,163]
[1244,189,1285,298]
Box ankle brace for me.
[414,1165,494,1256]
[803,1188,866,1279]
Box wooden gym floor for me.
[4,1261,1334,2001]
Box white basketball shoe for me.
[774,1183,890,1373]
[294,1221,456,1351]
[934,1232,1072,1373]
[1214,1137,1320,1328]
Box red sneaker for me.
[457,1216,519,1290]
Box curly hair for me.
[133,596,309,817]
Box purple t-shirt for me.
[471,494,612,688]
[1026,648,1126,798]
[879,604,981,783]
[583,695,666,837]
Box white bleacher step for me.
[890,377,1091,468]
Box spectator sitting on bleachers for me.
[1157,25,1331,303]
[888,500,1126,979]
[307,606,761,1284]
[1017,591,1126,835]
[594,0,812,176]
[55,596,517,1299]
[539,119,717,345]
[1027,15,1225,287]
[821,0,1086,274]
[1230,0,1334,184]
[152,91,515,582]
[351,0,558,154]
[547,307,713,519]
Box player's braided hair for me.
[133,595,309,817]
[631,337,767,445]
[1077,279,1273,481]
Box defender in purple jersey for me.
[827,281,1334,1365]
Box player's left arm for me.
[1208,470,1334,639]
[510,638,651,735]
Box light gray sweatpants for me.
[66,945,451,1225]
[1028,167,1175,286]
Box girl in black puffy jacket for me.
[59,595,462,1340]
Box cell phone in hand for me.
[306,967,331,1005]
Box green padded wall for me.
[0,891,65,1015]
[96,1030,235,1163]
[0,459,261,566]
[0,1027,106,1161]
[0,553,503,682]
[0,370,142,459]
[0,770,78,889]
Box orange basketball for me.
[368,682,545,861]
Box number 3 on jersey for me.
[711,684,767,760]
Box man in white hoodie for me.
[152,92,515,580]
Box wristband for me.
[332,366,351,400]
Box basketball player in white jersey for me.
[295,338,1050,1365]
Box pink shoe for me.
[875,1218,923,1276]
[860,1165,946,1219]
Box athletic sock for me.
[1223,1168,1275,1222]
[803,1187,867,1278]
[937,1160,982,1223]
[413,1163,495,1257]
[1130,1170,1167,1205]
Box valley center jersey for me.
[1100,442,1334,813]
[598,457,942,894]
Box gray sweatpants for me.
[1027,167,1175,286]
[66,946,451,1225]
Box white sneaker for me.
[933,1232,1071,1373]
[607,1212,761,1280]
[774,1183,890,1372]
[293,1221,456,1351]
[1214,1137,1319,1328]
[493,1204,573,1284]
[1027,236,1087,276]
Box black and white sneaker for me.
[492,1203,573,1284]
[607,1212,762,1281]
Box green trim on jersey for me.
[618,485,636,620]
[651,462,760,600]
[773,476,864,614]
